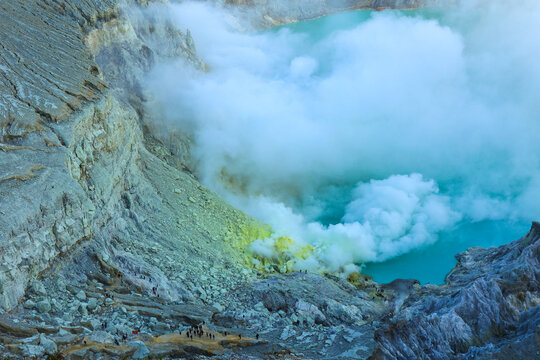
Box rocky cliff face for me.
[224,0,451,27]
[0,0,538,359]
[0,0,109,311]
[0,0,268,314]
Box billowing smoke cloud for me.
[144,0,540,275]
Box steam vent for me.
[0,0,539,359]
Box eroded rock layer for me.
[225,0,451,27]
[0,0,267,315]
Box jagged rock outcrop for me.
[225,0,454,27]
[369,223,540,359]
[0,0,538,359]
[207,223,538,359]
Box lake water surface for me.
[274,10,530,284]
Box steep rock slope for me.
[0,0,268,315]
[0,0,109,311]
[371,223,540,359]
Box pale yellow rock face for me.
[86,18,140,56]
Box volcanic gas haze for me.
[143,0,540,278]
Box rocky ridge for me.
[0,0,538,359]
[224,0,453,27]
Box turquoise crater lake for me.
[160,3,538,286]
[271,10,531,285]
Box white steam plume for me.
[144,0,540,274]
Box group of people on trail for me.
[184,323,216,340]
[181,322,261,343]
[89,270,263,350]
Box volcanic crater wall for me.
[225,0,448,26]
[0,0,269,313]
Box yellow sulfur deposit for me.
[275,236,293,252]
[225,221,272,249]
[250,235,314,273]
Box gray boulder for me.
[87,297,98,311]
[21,344,45,358]
[39,334,58,355]
[76,290,87,301]
[129,340,150,359]
[295,299,326,325]
[36,299,51,314]
[29,281,47,296]
[23,299,36,310]
[89,330,114,345]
